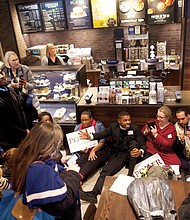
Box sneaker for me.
[80,190,97,204]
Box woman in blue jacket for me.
[12,122,82,220]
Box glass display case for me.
[30,65,87,125]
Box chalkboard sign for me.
[16,3,43,33]
[40,1,67,32]
[65,0,92,30]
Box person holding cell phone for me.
[12,122,82,220]
[141,106,181,167]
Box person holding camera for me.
[1,51,35,93]
[1,51,38,127]
[174,108,190,178]
[142,106,181,167]
[0,70,29,151]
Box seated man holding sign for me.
[79,111,146,203]
[74,110,110,184]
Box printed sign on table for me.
[133,153,165,178]
[66,126,98,153]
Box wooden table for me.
[94,176,190,220]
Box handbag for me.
[0,189,55,220]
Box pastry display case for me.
[30,65,87,125]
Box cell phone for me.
[147,121,156,128]
[66,153,79,166]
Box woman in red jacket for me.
[142,106,181,166]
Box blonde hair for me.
[46,43,56,58]
[4,51,18,68]
[158,106,172,120]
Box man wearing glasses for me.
[141,106,181,167]
[174,108,190,179]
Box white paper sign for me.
[133,153,165,178]
[109,174,135,196]
[66,126,98,153]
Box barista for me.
[41,43,65,66]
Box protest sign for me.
[66,126,98,153]
[133,153,165,178]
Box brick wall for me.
[0,0,18,57]
[182,0,190,90]
[0,0,181,63]
[0,0,187,89]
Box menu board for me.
[16,3,43,33]
[118,0,146,26]
[65,0,92,30]
[91,0,117,28]
[147,0,175,24]
[40,1,67,32]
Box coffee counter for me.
[77,87,190,128]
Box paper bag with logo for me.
[66,126,98,153]
[133,153,165,178]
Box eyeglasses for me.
[10,58,19,62]
[156,115,165,120]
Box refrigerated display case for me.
[30,64,87,128]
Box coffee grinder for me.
[114,29,124,62]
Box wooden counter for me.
[86,67,179,87]
[77,87,190,128]
[94,176,190,220]
[86,69,101,87]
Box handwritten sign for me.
[133,153,165,178]
[66,126,98,153]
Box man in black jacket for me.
[0,71,29,151]
[79,111,147,203]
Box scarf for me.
[78,119,96,130]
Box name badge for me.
[128,130,134,135]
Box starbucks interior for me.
[0,0,190,131]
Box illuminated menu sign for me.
[147,0,175,24]
[91,0,117,28]
[118,0,146,26]
[65,0,92,30]
[16,3,43,33]
[40,1,67,32]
